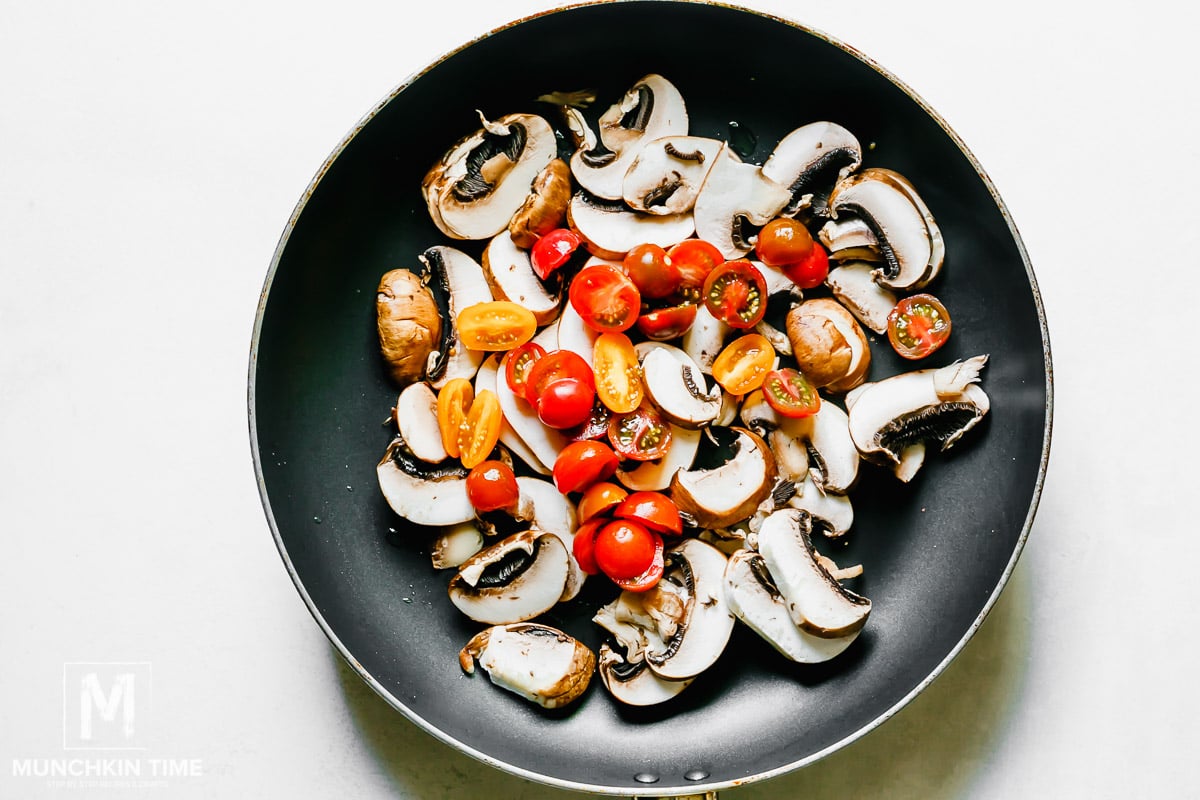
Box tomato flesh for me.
[530,228,582,280]
[614,491,683,536]
[703,260,768,329]
[457,389,502,469]
[607,405,672,461]
[635,303,697,341]
[593,332,644,414]
[465,460,519,512]
[504,342,545,396]
[593,519,657,580]
[712,333,776,395]
[623,243,680,299]
[755,217,814,266]
[552,440,619,494]
[668,238,724,301]
[888,293,952,360]
[436,378,473,459]
[457,301,537,351]
[762,368,821,419]
[569,264,641,333]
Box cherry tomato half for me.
[535,377,595,430]
[703,260,768,329]
[593,519,658,580]
[553,440,619,495]
[569,263,641,333]
[436,378,473,458]
[623,243,680,299]
[504,342,546,396]
[761,368,821,419]
[888,293,952,360]
[571,518,605,575]
[668,238,724,301]
[781,241,829,290]
[457,301,537,351]
[577,481,628,523]
[607,405,672,462]
[593,332,644,414]
[524,350,595,405]
[635,303,697,341]
[613,532,664,592]
[457,389,502,469]
[711,333,776,395]
[755,217,814,267]
[565,397,612,442]
[530,228,582,280]
[465,460,519,512]
[614,491,683,536]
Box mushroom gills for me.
[459,622,595,709]
[622,135,723,215]
[419,246,493,388]
[597,643,693,706]
[641,345,722,428]
[448,531,569,624]
[514,476,586,601]
[761,121,863,220]
[567,190,695,260]
[376,438,474,527]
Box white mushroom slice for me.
[756,508,870,638]
[693,142,792,259]
[681,304,731,374]
[420,246,493,389]
[826,261,898,335]
[556,296,600,368]
[567,191,695,260]
[643,539,735,680]
[752,259,803,301]
[430,522,485,569]
[616,423,701,492]
[819,216,881,263]
[598,643,693,706]
[829,168,943,291]
[395,382,447,463]
[787,474,854,538]
[641,346,722,428]
[515,476,586,601]
[723,548,859,662]
[481,230,562,325]
[670,427,777,529]
[459,622,595,709]
[474,355,549,475]
[448,531,569,624]
[493,354,570,472]
[786,297,871,394]
[570,74,689,201]
[780,398,860,494]
[761,121,862,219]
[423,112,558,241]
[376,438,474,526]
[622,135,722,215]
[846,355,990,481]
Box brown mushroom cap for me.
[508,158,572,249]
[786,297,870,393]
[376,268,440,386]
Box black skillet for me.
[249,1,1052,796]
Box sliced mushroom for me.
[556,288,602,367]
[670,427,777,529]
[459,622,595,709]
[514,477,586,601]
[597,643,693,706]
[376,437,474,526]
[395,382,447,463]
[723,548,861,662]
[846,355,990,482]
[622,135,723,215]
[786,297,871,394]
[423,112,558,241]
[474,355,550,475]
[819,216,881,264]
[616,423,702,492]
[570,74,689,200]
[508,158,573,249]
[787,474,854,538]
[567,191,695,260]
[643,539,735,679]
[783,398,860,494]
[419,246,494,388]
[828,167,944,292]
[376,268,441,387]
[825,261,898,335]
[448,530,569,624]
[692,142,792,259]
[430,522,485,569]
[641,345,722,428]
[756,508,870,638]
[481,230,563,325]
[681,303,731,374]
[761,121,862,220]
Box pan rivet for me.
[685,769,709,781]
[634,772,659,784]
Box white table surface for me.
[2,1,1195,798]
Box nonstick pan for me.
[249,1,1052,796]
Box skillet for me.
[249,1,1052,795]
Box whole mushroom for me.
[376,268,441,386]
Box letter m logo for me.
[63,663,151,750]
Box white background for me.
[2,1,1195,798]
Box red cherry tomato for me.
[553,440,619,494]
[668,238,724,301]
[781,241,829,289]
[465,460,519,512]
[524,350,594,405]
[577,481,628,523]
[623,243,680,299]
[761,368,822,419]
[613,532,664,592]
[607,405,672,461]
[535,377,595,429]
[504,342,546,396]
[888,293,952,360]
[635,303,697,341]
[703,260,768,329]
[569,264,642,333]
[593,519,658,580]
[755,217,814,267]
[571,519,604,575]
[613,491,683,536]
[565,397,612,442]
[530,228,582,280]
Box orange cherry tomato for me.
[762,368,821,419]
[755,217,814,266]
[465,460,519,512]
[569,263,641,333]
[712,333,776,395]
[457,389,502,469]
[635,303,697,341]
[623,243,680,299]
[781,240,829,289]
[552,440,619,494]
[457,301,537,351]
[607,405,672,461]
[613,491,683,536]
[571,518,605,575]
[703,260,768,329]
[668,238,724,301]
[594,519,658,580]
[504,342,545,396]
[436,378,473,458]
[577,481,628,523]
[593,332,644,414]
[888,293,952,360]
